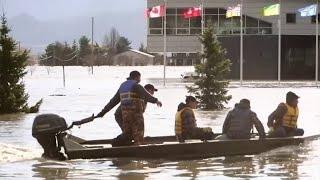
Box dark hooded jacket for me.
[223,102,265,139]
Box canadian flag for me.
[183,7,201,18]
[147,5,165,18]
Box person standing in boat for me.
[111,84,159,146]
[267,91,304,137]
[175,96,214,142]
[219,99,266,140]
[95,71,162,145]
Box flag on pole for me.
[147,5,165,18]
[298,4,317,17]
[262,4,280,16]
[226,4,241,18]
[183,7,201,18]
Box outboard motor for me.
[32,114,68,160]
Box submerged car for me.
[181,72,200,82]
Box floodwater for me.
[0,66,320,179]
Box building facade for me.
[147,0,320,80]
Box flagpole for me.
[278,0,281,84]
[201,0,204,64]
[240,0,244,86]
[163,0,167,86]
[316,0,319,86]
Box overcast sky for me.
[1,0,145,20]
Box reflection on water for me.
[32,161,70,179]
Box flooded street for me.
[0,66,320,179]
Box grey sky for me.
[1,0,145,20]
[1,0,147,52]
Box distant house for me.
[112,49,154,66]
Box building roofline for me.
[129,49,155,58]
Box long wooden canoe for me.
[61,133,320,160]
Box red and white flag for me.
[183,7,201,18]
[147,5,165,18]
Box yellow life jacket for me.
[175,107,194,136]
[282,103,299,128]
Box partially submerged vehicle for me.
[181,72,200,82]
[32,114,320,160]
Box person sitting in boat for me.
[175,95,214,142]
[110,84,159,146]
[218,99,266,140]
[267,91,304,137]
[95,71,162,145]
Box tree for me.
[39,43,56,66]
[116,36,131,53]
[0,14,41,114]
[187,26,232,110]
[139,43,147,53]
[79,35,91,57]
[79,36,91,65]
[106,27,120,49]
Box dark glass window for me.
[205,15,218,27]
[286,13,296,24]
[259,20,272,28]
[166,8,176,15]
[177,15,189,28]
[166,15,176,28]
[165,28,175,35]
[204,8,218,14]
[177,29,188,35]
[190,28,201,34]
[190,16,201,27]
[246,16,258,27]
[149,29,162,35]
[232,16,240,27]
[149,17,162,28]
[311,14,320,23]
[177,8,188,15]
[218,8,227,15]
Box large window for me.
[286,13,296,24]
[190,16,201,34]
[311,14,320,23]
[166,15,176,35]
[149,17,162,35]
[148,7,272,35]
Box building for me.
[112,49,155,66]
[147,0,320,80]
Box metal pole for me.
[163,0,167,86]
[201,0,204,64]
[316,0,319,85]
[91,17,94,75]
[278,0,281,83]
[62,65,66,88]
[240,0,244,86]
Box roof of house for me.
[129,49,155,58]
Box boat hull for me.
[61,134,317,160]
